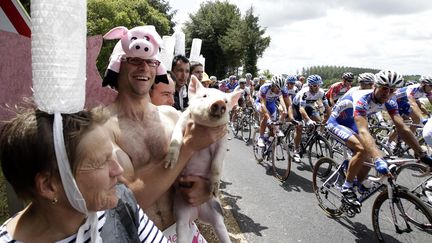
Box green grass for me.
[0,167,9,224]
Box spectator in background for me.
[209,75,218,89]
[190,61,204,81]
[227,75,238,92]
[219,79,229,93]
[150,71,176,106]
[201,72,212,88]
[171,55,190,111]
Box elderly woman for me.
[0,107,168,242]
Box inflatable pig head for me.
[102,25,168,88]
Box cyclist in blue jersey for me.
[326,70,432,206]
[292,75,331,161]
[387,75,432,149]
[255,75,293,147]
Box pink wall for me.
[0,31,117,122]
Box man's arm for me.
[409,97,425,122]
[130,122,227,209]
[282,96,294,121]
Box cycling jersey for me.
[254,82,288,118]
[394,84,432,116]
[327,89,399,141]
[325,81,352,102]
[292,86,329,107]
[227,81,238,92]
[234,86,251,107]
[286,85,298,99]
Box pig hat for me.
[102,25,168,88]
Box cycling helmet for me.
[342,72,354,81]
[358,72,376,84]
[375,70,404,88]
[405,80,416,86]
[253,77,259,85]
[245,73,252,79]
[419,75,432,85]
[285,75,297,84]
[259,75,266,81]
[307,74,323,86]
[239,78,246,84]
[271,75,285,89]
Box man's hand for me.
[183,121,227,152]
[375,158,390,175]
[178,175,212,206]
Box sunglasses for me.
[310,84,320,88]
[123,57,160,67]
[379,86,397,93]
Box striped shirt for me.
[0,206,167,243]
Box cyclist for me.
[292,75,331,162]
[245,72,254,90]
[285,75,299,99]
[227,75,238,92]
[231,78,253,127]
[326,70,432,207]
[255,75,293,147]
[387,75,432,149]
[325,72,354,106]
[295,75,305,91]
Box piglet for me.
[165,76,242,243]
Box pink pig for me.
[165,76,242,243]
[102,25,168,87]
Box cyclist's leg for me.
[326,119,364,206]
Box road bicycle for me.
[312,156,432,242]
[252,120,291,181]
[285,122,333,170]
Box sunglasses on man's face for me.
[310,84,320,88]
[123,57,161,67]
[379,86,397,93]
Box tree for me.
[184,1,242,79]
[87,0,171,75]
[241,7,270,78]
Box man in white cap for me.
[102,26,227,232]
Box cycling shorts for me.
[326,117,358,143]
[292,104,320,121]
[254,101,277,120]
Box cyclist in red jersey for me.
[326,72,354,106]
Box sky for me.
[168,0,432,76]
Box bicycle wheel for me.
[372,190,432,242]
[241,117,252,144]
[271,138,291,181]
[395,163,431,207]
[308,136,332,170]
[231,118,242,138]
[252,136,264,163]
[312,157,345,217]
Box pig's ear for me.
[103,26,129,40]
[228,90,243,109]
[188,75,203,98]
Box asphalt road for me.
[219,133,430,243]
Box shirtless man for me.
[102,37,226,230]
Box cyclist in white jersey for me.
[292,75,331,161]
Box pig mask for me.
[102,25,168,88]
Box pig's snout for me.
[210,100,226,117]
[134,45,150,52]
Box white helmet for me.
[419,75,432,85]
[271,75,285,89]
[375,70,404,88]
[358,73,376,84]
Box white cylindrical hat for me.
[189,38,202,62]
